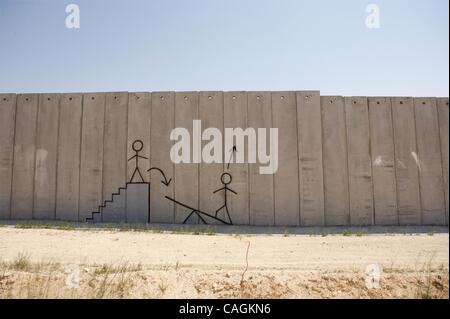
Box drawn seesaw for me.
[164,196,232,225]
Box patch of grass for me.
[204,228,216,236]
[89,262,140,298]
[167,226,217,236]
[13,221,220,236]
[148,226,164,233]
[11,252,31,271]
[58,223,76,230]
[356,230,365,237]
[119,224,129,232]
[283,230,290,237]
[343,229,352,237]
[415,263,434,298]
[320,232,328,237]
[93,264,111,275]
[158,279,168,295]
[134,224,147,232]
[21,267,59,298]
[113,265,135,297]
[14,222,34,229]
[427,231,434,236]
[93,262,142,275]
[413,253,448,299]
[15,222,75,231]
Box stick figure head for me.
[132,140,143,152]
[221,172,232,185]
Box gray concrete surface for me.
[0,94,16,219]
[55,93,82,221]
[437,98,449,224]
[11,94,38,220]
[102,92,128,222]
[369,97,398,225]
[414,98,446,225]
[321,96,350,225]
[248,92,274,226]
[199,91,224,224]
[33,93,59,220]
[0,91,448,227]
[174,92,199,223]
[297,91,324,226]
[391,97,422,225]
[272,91,299,226]
[150,92,174,223]
[224,91,249,225]
[79,93,105,221]
[345,96,374,225]
[126,183,149,223]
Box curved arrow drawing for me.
[147,167,172,186]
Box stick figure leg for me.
[224,206,232,224]
[130,168,139,183]
[215,205,226,219]
[136,168,145,183]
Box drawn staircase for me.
[86,182,149,223]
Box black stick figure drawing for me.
[128,140,148,183]
[213,173,236,224]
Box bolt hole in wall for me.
[0,91,448,226]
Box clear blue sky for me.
[0,0,448,96]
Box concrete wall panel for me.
[248,92,274,225]
[272,92,299,226]
[33,94,60,220]
[55,94,82,221]
[150,92,175,223]
[297,91,324,226]
[102,93,128,221]
[321,96,350,225]
[369,97,398,225]
[11,94,38,219]
[437,98,449,225]
[414,98,446,225]
[345,97,374,225]
[79,93,105,221]
[199,92,224,224]
[224,92,249,225]
[127,92,151,183]
[174,92,199,223]
[0,94,16,219]
[391,97,421,225]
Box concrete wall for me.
[0,91,448,226]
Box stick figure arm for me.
[137,155,148,160]
[213,187,225,194]
[127,154,137,161]
[228,188,237,195]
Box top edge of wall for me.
[1,91,448,99]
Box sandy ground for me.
[0,225,448,298]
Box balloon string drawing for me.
[86,140,236,225]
